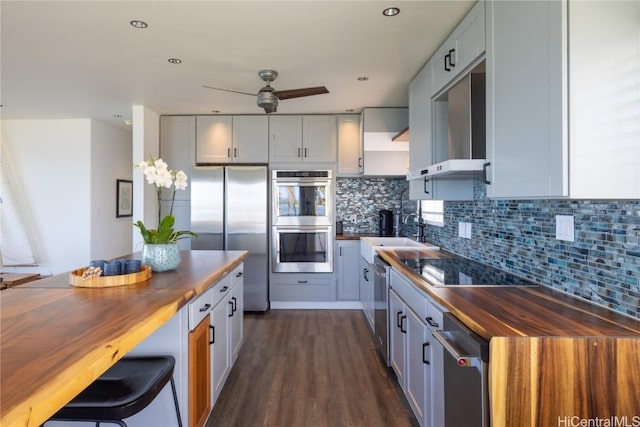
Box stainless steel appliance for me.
[190,166,268,311]
[378,210,394,235]
[271,226,332,273]
[271,170,333,273]
[372,256,390,366]
[272,170,332,226]
[432,312,489,427]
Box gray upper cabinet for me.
[196,116,268,164]
[269,115,337,164]
[485,0,640,199]
[337,115,363,176]
[160,115,195,200]
[430,0,485,97]
[196,116,233,164]
[232,116,269,163]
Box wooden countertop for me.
[0,272,40,289]
[0,250,248,427]
[377,249,640,339]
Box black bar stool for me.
[44,356,183,427]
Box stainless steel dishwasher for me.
[372,256,391,366]
[432,312,489,427]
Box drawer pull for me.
[426,316,439,328]
[236,271,243,278]
[423,342,430,365]
[396,311,403,328]
[220,285,229,293]
[209,325,215,345]
[297,280,308,284]
[400,315,407,334]
[228,301,234,317]
[199,303,211,313]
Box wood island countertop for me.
[376,248,640,426]
[0,250,248,427]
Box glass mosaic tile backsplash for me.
[336,177,640,319]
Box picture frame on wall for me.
[116,179,133,218]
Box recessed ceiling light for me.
[346,109,355,113]
[357,76,369,82]
[382,7,400,17]
[113,114,123,118]
[130,20,148,29]
[211,110,221,113]
[168,58,182,64]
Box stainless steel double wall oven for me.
[271,170,333,273]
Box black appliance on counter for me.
[379,210,394,235]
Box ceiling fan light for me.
[257,91,278,114]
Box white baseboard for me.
[270,301,363,310]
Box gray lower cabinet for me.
[359,257,374,331]
[270,273,335,301]
[336,240,360,300]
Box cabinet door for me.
[269,116,303,163]
[337,115,362,175]
[303,115,337,162]
[160,116,195,200]
[389,290,406,388]
[232,116,269,163]
[485,0,567,198]
[211,296,230,402]
[228,278,243,364]
[337,241,360,301]
[188,315,211,427]
[405,308,430,427]
[359,257,374,331]
[196,116,233,164]
[430,1,485,96]
[409,62,433,174]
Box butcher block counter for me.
[377,248,640,427]
[0,250,248,427]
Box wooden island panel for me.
[0,250,248,427]
[490,336,640,427]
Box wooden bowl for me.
[69,265,152,288]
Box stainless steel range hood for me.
[418,69,486,180]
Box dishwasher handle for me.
[432,330,481,369]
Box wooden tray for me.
[69,265,152,288]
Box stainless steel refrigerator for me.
[190,166,268,311]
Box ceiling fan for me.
[202,69,329,114]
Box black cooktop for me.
[400,257,538,287]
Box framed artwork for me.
[116,179,133,218]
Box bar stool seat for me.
[46,356,182,427]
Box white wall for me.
[2,119,92,274]
[91,120,133,260]
[2,119,134,274]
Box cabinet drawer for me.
[210,274,231,307]
[270,276,334,301]
[188,287,214,331]
[229,264,243,288]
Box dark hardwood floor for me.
[206,310,418,427]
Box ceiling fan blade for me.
[201,85,257,97]
[273,86,329,100]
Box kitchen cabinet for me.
[269,115,336,164]
[232,116,269,163]
[336,240,360,301]
[429,0,485,97]
[228,265,244,364]
[160,116,195,200]
[485,0,640,199]
[270,273,335,302]
[188,315,211,427]
[359,256,374,331]
[196,116,268,164]
[361,108,409,176]
[407,60,475,201]
[389,268,445,427]
[195,116,233,164]
[337,115,363,176]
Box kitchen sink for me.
[360,237,439,264]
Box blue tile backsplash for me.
[337,177,640,319]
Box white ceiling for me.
[0,0,474,129]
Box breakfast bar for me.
[0,250,248,427]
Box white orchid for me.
[133,157,196,244]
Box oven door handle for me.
[432,330,480,369]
